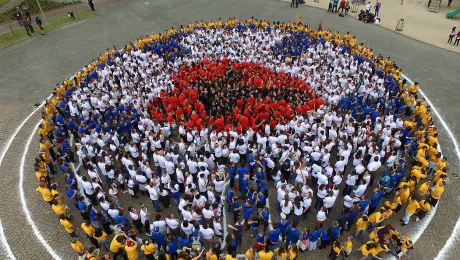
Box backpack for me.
[282,158,291,171]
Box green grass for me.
[0,0,74,24]
[0,0,10,8]
[0,10,97,48]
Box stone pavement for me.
[0,0,460,259]
[285,0,460,53]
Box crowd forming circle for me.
[34,17,446,260]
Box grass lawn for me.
[0,0,10,7]
[0,10,97,48]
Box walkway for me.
[0,0,21,13]
[286,0,460,53]
[0,0,459,259]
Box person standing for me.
[453,30,460,46]
[374,0,381,17]
[35,17,45,35]
[333,0,339,13]
[448,27,456,44]
[13,7,23,26]
[22,3,31,20]
[328,0,334,12]
[88,0,95,11]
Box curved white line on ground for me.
[0,220,16,260]
[20,119,62,260]
[401,74,460,258]
[0,95,51,260]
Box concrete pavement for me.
[288,0,460,53]
[0,0,459,259]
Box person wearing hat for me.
[151,226,166,250]
[140,239,156,259]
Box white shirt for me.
[354,184,368,197]
[323,196,337,208]
[146,185,159,200]
[317,210,327,221]
[200,227,215,239]
[280,200,293,214]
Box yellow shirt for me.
[71,241,85,254]
[368,212,382,223]
[52,204,66,215]
[94,231,108,241]
[225,255,237,260]
[288,247,297,260]
[276,249,287,259]
[419,200,431,212]
[125,244,139,260]
[36,186,53,202]
[418,182,430,196]
[245,249,255,259]
[258,251,274,260]
[60,219,74,233]
[401,237,413,250]
[110,234,125,253]
[410,169,426,181]
[81,223,95,237]
[356,218,368,231]
[430,184,444,199]
[433,170,446,182]
[406,199,420,215]
[345,240,353,252]
[141,243,156,255]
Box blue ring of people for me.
[35,17,445,260]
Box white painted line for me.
[0,95,52,259]
[0,220,16,260]
[20,119,62,260]
[401,75,460,258]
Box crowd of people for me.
[33,17,446,260]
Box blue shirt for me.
[277,220,289,233]
[114,215,129,225]
[167,238,178,253]
[152,232,166,246]
[177,237,190,248]
[370,191,385,208]
[309,230,321,242]
[286,226,300,243]
[256,234,265,244]
[78,201,87,211]
[268,228,280,242]
[321,229,331,241]
[242,204,253,220]
[358,199,369,213]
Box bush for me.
[0,0,72,24]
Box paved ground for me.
[289,0,460,53]
[0,0,460,259]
